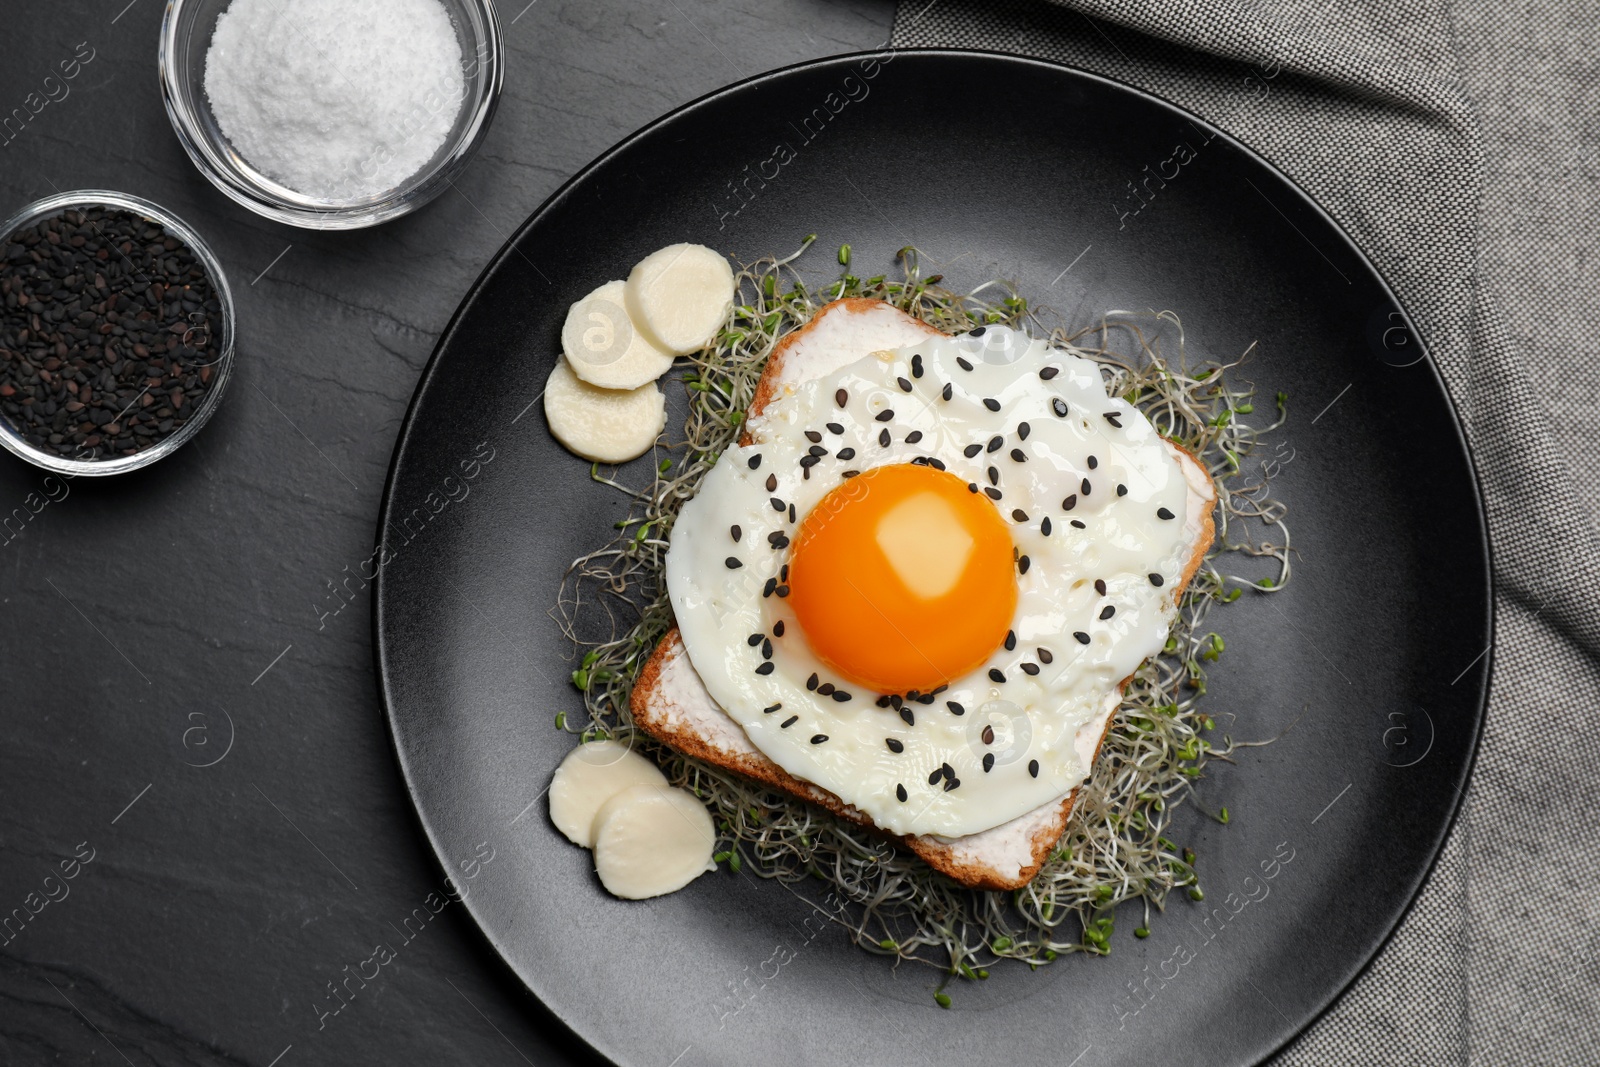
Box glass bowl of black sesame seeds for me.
[0,190,235,476]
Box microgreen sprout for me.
[553,241,1291,979]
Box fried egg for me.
[665,324,1206,838]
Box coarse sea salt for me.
[203,0,465,201]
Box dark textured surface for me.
[376,53,1488,1067]
[0,2,893,1064]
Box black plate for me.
[374,51,1490,1067]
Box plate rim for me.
[372,46,1495,1066]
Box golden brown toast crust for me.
[631,299,1216,890]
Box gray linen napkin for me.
[891,1,1600,1063]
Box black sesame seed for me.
[988,466,1000,485]
[1041,517,1052,535]
[1071,519,1087,529]
[1010,448,1027,463]
[875,409,895,422]
[982,724,995,744]
[886,737,904,753]
[1081,478,1092,495]
[984,487,1003,501]
[731,524,742,542]
[799,455,820,468]
[1012,508,1028,522]
[755,662,775,675]
[878,428,891,447]
[788,504,796,522]
[763,702,782,714]
[1088,455,1099,469]
[1052,397,1069,418]
[1038,648,1053,664]
[806,672,819,691]
[911,354,924,377]
[968,482,979,493]
[772,620,785,637]
[897,377,913,393]
[1062,494,1077,511]
[825,422,844,435]
[801,466,811,481]
[771,497,785,512]
[1100,605,1116,620]
[747,633,763,646]
[970,326,986,337]
[1094,578,1107,595]
[805,430,822,443]
[817,682,835,696]
[807,444,828,457]
[766,473,778,491]
[781,564,789,581]
[900,706,915,726]
[1117,483,1128,497]
[781,715,798,728]
[1104,412,1123,427]
[983,398,1001,412]
[1003,630,1017,652]
[1028,759,1040,778]
[941,762,954,780]
[916,693,934,704]
[832,690,852,703]
[837,447,856,460]
[946,700,965,716]
[762,638,773,658]
[989,668,1006,683]
[1149,572,1165,586]
[957,356,974,371]
[896,784,908,802]
[1039,366,1059,380]
[1018,555,1031,574]
[1157,507,1175,520]
[725,557,743,569]
[810,734,828,745]
[983,753,996,772]
[944,777,960,792]
[763,577,778,596]
[941,382,953,401]
[904,429,924,445]
[775,584,791,598]
[963,443,983,458]
[1074,631,1091,645]
[842,469,860,478]
[1017,421,1031,440]
[1021,662,1040,676]
[889,695,903,708]
[748,454,762,469]
[835,388,848,407]
[928,768,943,785]
[933,684,948,695]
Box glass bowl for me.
[0,190,236,477]
[159,0,504,229]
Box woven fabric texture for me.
[890,1,1600,1063]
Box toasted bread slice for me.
[631,299,1216,889]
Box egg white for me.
[665,327,1198,838]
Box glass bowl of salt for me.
[160,0,503,229]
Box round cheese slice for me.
[592,784,716,899]
[548,739,669,848]
[623,243,735,355]
[543,355,665,464]
[561,280,675,390]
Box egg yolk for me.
[786,463,1018,694]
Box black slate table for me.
[0,2,892,1062]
